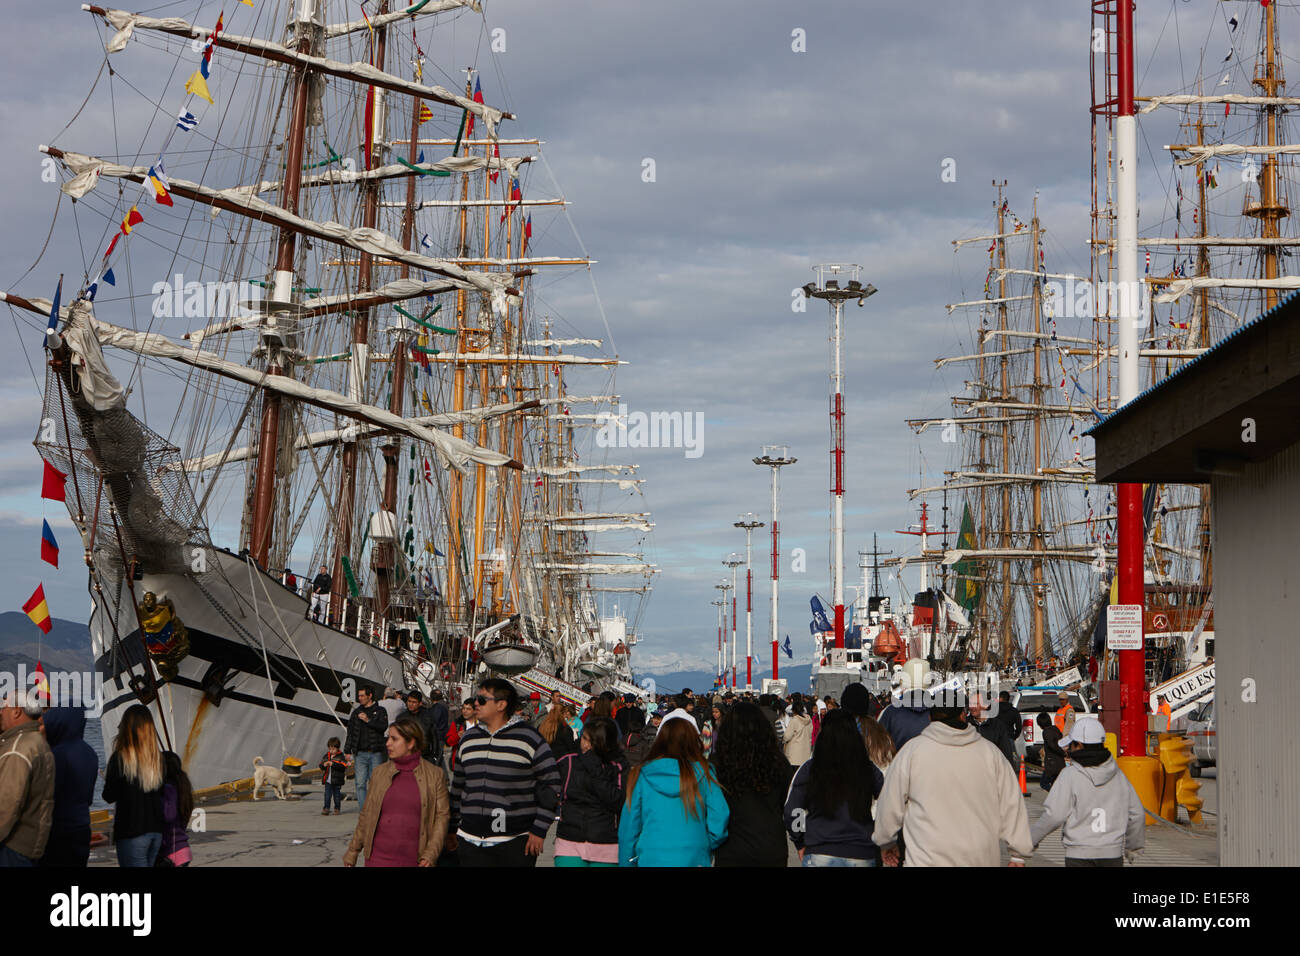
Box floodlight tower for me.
[801,264,877,650]
[734,513,765,689]
[754,445,796,680]
[711,598,725,685]
[714,579,732,689]
[723,553,743,688]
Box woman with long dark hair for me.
[102,704,165,867]
[618,713,729,866]
[554,717,625,867]
[783,709,884,866]
[711,701,795,867]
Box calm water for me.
[86,719,108,811]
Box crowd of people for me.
[0,673,1148,868]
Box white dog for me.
[252,756,293,800]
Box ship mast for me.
[1029,198,1046,660]
[995,183,1015,665]
[332,1,390,626]
[249,0,323,566]
[1250,0,1289,313]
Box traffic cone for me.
[1018,756,1028,796]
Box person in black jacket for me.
[622,708,653,768]
[344,686,388,811]
[995,690,1023,746]
[970,694,1019,773]
[38,706,99,867]
[553,717,624,866]
[404,691,439,762]
[711,701,794,867]
[1037,712,1066,791]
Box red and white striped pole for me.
[755,447,795,683]
[735,515,764,690]
[1114,0,1147,759]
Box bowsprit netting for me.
[37,361,213,578]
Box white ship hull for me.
[92,550,406,791]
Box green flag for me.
[953,503,981,612]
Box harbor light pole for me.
[802,265,877,649]
[724,553,743,689]
[735,513,765,689]
[711,598,725,687]
[714,579,732,690]
[754,445,796,682]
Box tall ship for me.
[5,0,654,788]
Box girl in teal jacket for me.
[618,711,729,866]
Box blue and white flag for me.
[176,110,198,132]
[782,635,793,659]
[44,276,62,346]
[419,233,433,251]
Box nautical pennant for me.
[499,177,522,223]
[40,520,59,568]
[147,161,174,206]
[22,584,53,635]
[521,214,532,257]
[465,77,484,138]
[186,70,214,104]
[489,141,501,183]
[418,103,433,124]
[120,205,143,235]
[176,109,198,132]
[41,461,67,501]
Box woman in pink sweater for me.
[344,717,449,867]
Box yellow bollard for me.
[1117,755,1165,824]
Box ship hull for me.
[92,550,406,790]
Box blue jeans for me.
[324,782,343,811]
[353,751,384,810]
[0,843,34,866]
[801,853,877,867]
[116,832,162,867]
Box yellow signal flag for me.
[185,70,214,104]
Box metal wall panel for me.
[1212,440,1300,865]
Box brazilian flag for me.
[953,503,981,612]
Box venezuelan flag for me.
[147,162,174,206]
[22,584,53,635]
[40,520,59,568]
[120,205,143,235]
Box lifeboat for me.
[872,619,909,664]
[476,615,540,675]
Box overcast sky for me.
[0,0,1247,674]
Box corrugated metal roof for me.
[1084,288,1300,436]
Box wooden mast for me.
[995,183,1015,665]
[1193,98,1214,594]
[332,2,390,626]
[1030,199,1046,660]
[249,0,321,567]
[1250,0,1289,312]
[470,137,492,612]
[374,34,423,628]
[446,74,474,626]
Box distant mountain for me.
[638,663,813,696]
[0,612,93,676]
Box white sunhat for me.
[1060,716,1106,747]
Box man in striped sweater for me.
[448,678,560,866]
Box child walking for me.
[157,751,194,867]
[320,737,350,815]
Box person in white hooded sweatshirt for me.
[1029,717,1146,866]
[872,693,1033,867]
